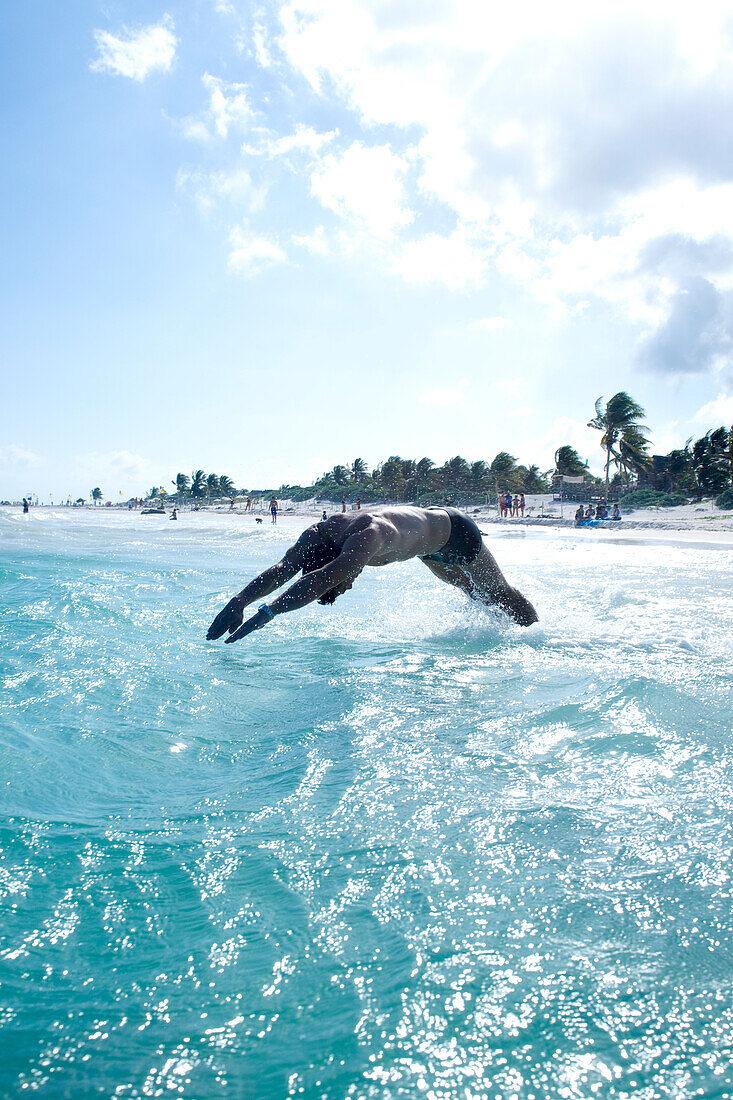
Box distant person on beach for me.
[341,499,347,513]
[575,505,585,525]
[22,497,29,513]
[612,503,621,520]
[512,494,520,518]
[270,498,278,524]
[171,508,177,521]
[585,505,593,520]
[519,493,525,517]
[245,498,252,512]
[499,493,507,519]
[356,499,361,510]
[207,505,538,644]
[322,510,328,521]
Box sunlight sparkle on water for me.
[1,509,732,1098]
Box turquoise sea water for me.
[1,508,733,1099]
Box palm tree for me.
[617,427,651,484]
[524,464,548,493]
[191,470,206,499]
[219,475,235,497]
[470,461,490,494]
[489,452,517,495]
[588,392,649,499]
[351,457,368,483]
[554,445,586,477]
[174,473,190,498]
[692,428,730,495]
[380,456,406,500]
[443,456,471,491]
[206,473,220,499]
[91,487,102,505]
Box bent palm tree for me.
[588,392,649,499]
[174,473,190,498]
[554,445,586,477]
[191,470,206,500]
[617,427,651,483]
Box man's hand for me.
[224,606,272,643]
[206,595,245,640]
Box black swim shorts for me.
[422,507,483,567]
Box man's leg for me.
[422,545,538,625]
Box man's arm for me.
[206,541,306,640]
[224,529,378,643]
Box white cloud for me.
[693,393,733,424]
[469,316,512,332]
[394,232,486,290]
[264,124,338,159]
[168,0,733,379]
[310,142,412,239]
[91,17,177,81]
[228,226,287,274]
[270,0,733,364]
[292,226,330,254]
[419,380,468,407]
[205,74,254,138]
[176,166,266,213]
[180,74,255,141]
[0,445,44,469]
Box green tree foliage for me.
[588,392,649,498]
[489,452,516,484]
[331,465,350,486]
[692,428,730,495]
[379,456,406,499]
[523,464,550,493]
[165,418,730,510]
[351,458,369,483]
[554,445,586,477]
[175,473,190,496]
[190,470,206,499]
[91,487,102,504]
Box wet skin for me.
[207,506,538,643]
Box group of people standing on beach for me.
[499,492,525,518]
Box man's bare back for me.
[207,506,538,643]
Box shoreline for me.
[5,502,733,549]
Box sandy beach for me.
[130,493,733,549]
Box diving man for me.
[207,506,538,643]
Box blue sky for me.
[2,0,733,500]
